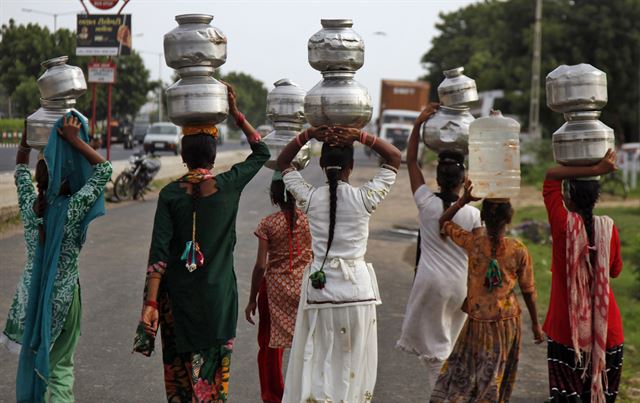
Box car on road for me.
[101,119,134,149]
[143,122,182,155]
[132,122,150,144]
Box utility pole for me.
[528,0,543,139]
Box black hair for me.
[34,159,48,244]
[318,143,354,264]
[481,200,514,258]
[271,179,297,236]
[181,134,217,170]
[567,180,600,265]
[436,151,465,209]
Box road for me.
[0,150,548,402]
[0,141,243,173]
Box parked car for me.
[132,122,150,144]
[143,122,182,155]
[101,119,134,149]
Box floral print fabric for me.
[159,286,233,403]
[431,316,521,403]
[442,222,535,321]
[3,162,112,346]
[254,209,312,348]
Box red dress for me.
[542,179,624,348]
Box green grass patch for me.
[514,206,640,399]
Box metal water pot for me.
[267,78,306,124]
[304,71,372,128]
[26,98,82,150]
[37,56,87,100]
[546,64,607,113]
[166,66,228,126]
[263,122,311,170]
[164,14,227,69]
[421,106,475,154]
[552,111,614,166]
[437,67,478,108]
[308,19,364,72]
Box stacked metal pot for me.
[26,56,88,149]
[263,79,311,170]
[164,14,229,126]
[304,19,373,129]
[546,64,614,169]
[422,67,478,155]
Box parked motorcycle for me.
[113,152,161,201]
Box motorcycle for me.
[113,152,161,201]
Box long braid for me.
[34,159,48,244]
[324,167,340,259]
[568,180,599,266]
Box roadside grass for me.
[514,206,640,399]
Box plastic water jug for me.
[468,110,521,199]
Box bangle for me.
[144,300,158,309]
[296,133,303,147]
[370,135,377,147]
[303,129,310,142]
[234,112,245,127]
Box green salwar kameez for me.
[145,141,269,402]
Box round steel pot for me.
[166,66,228,126]
[267,78,306,124]
[37,56,87,100]
[26,98,83,150]
[546,64,607,113]
[437,67,478,108]
[421,106,475,154]
[164,14,227,69]
[308,19,364,72]
[304,71,372,128]
[552,111,615,166]
[263,122,311,170]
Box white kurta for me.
[282,167,396,403]
[395,185,481,394]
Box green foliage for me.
[0,19,153,121]
[521,138,555,186]
[421,0,640,142]
[220,71,268,129]
[0,119,24,132]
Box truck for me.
[370,80,431,162]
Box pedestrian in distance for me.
[2,116,112,403]
[245,171,313,403]
[133,82,269,402]
[542,150,623,403]
[396,103,482,398]
[431,180,544,403]
[277,125,401,403]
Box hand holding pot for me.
[595,149,617,175]
[415,102,440,127]
[326,126,360,146]
[219,80,239,117]
[56,115,82,144]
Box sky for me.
[1,0,478,117]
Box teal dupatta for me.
[16,112,105,403]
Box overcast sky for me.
[1,0,477,117]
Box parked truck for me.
[369,79,431,162]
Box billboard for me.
[76,14,132,56]
[90,0,119,10]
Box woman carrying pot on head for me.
[277,126,401,403]
[543,150,623,402]
[395,104,482,397]
[245,171,313,403]
[1,117,112,403]
[134,82,269,402]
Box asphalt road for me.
[0,141,244,173]
[0,150,547,402]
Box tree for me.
[219,71,268,129]
[421,0,640,142]
[0,19,154,121]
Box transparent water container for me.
[468,110,521,199]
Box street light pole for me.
[21,9,80,32]
[528,0,543,139]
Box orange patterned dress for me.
[255,209,313,348]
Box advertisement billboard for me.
[76,14,132,56]
[88,61,117,84]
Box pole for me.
[90,82,97,137]
[158,53,163,122]
[528,0,543,139]
[107,83,112,161]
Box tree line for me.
[420,0,640,142]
